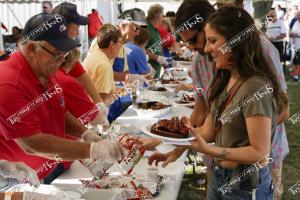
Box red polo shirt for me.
[0,52,70,180]
[56,68,98,125]
[68,61,86,78]
[155,24,175,49]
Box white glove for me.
[81,129,102,143]
[156,56,168,66]
[23,192,59,200]
[128,74,149,88]
[0,160,40,188]
[96,102,109,117]
[90,112,109,132]
[90,139,127,161]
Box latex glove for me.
[0,160,40,188]
[81,129,102,143]
[156,55,168,66]
[96,102,109,117]
[90,139,127,161]
[128,74,149,88]
[92,112,109,131]
[23,192,59,200]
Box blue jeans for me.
[207,162,274,200]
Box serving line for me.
[52,105,193,199]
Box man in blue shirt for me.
[126,28,150,75]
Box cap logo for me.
[125,13,132,21]
[54,15,63,23]
[59,24,67,32]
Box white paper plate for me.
[141,124,195,142]
[134,106,171,118]
[161,83,177,87]
[177,61,193,66]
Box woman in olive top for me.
[149,6,287,199]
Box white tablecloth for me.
[52,106,193,200]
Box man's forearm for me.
[146,51,159,61]
[77,73,101,103]
[65,111,87,138]
[0,192,23,200]
[190,98,208,127]
[16,133,91,161]
[113,71,127,82]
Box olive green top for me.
[211,76,277,148]
[146,20,164,78]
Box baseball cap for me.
[22,13,80,52]
[119,8,147,26]
[52,2,88,25]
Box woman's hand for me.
[128,137,161,151]
[148,150,182,167]
[181,127,210,154]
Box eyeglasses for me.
[186,31,201,45]
[39,43,69,61]
[132,26,140,32]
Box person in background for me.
[252,0,273,30]
[88,9,103,43]
[53,2,109,129]
[88,8,149,84]
[266,9,287,62]
[0,13,124,184]
[52,2,103,104]
[0,50,8,61]
[146,4,169,78]
[105,8,149,122]
[83,24,123,101]
[126,28,150,75]
[11,26,22,43]
[165,11,176,33]
[42,1,53,14]
[57,49,109,128]
[288,5,299,31]
[155,18,183,65]
[289,10,300,83]
[275,4,285,21]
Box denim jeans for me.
[207,162,274,200]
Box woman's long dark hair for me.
[207,6,284,113]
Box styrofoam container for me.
[170,69,188,78]
[83,189,120,200]
[134,105,171,118]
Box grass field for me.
[177,79,300,200]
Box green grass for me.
[177,79,300,200]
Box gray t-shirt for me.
[211,76,278,148]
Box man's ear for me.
[120,23,126,31]
[26,42,37,56]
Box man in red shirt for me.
[0,13,125,183]
[88,9,103,39]
[53,2,102,104]
[52,2,109,128]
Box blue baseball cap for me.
[52,2,89,25]
[22,13,80,52]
